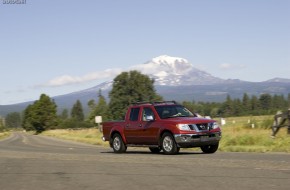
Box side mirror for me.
[146,115,154,121]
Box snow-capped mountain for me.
[266,78,290,83]
[1,55,290,116]
[132,55,225,85]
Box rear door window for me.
[129,108,140,121]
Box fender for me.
[157,126,175,144]
[109,124,127,144]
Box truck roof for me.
[132,101,178,106]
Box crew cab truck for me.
[102,101,221,155]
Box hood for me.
[161,117,216,124]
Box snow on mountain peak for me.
[130,55,224,86]
[145,55,193,75]
[151,55,189,65]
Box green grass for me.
[217,115,290,153]
[41,115,290,153]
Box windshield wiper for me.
[162,115,188,119]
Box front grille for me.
[196,123,209,130]
[188,124,195,130]
[188,123,211,131]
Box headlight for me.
[177,124,191,131]
[211,122,220,129]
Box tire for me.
[112,134,127,153]
[200,143,219,154]
[161,132,179,155]
[149,147,161,154]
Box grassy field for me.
[39,115,290,153]
[42,128,109,147]
[0,132,10,140]
[217,115,290,153]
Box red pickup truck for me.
[102,101,221,154]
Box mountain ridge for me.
[1,55,290,116]
[1,79,289,116]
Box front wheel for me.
[200,143,219,154]
[161,132,179,155]
[112,134,127,153]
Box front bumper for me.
[174,132,221,148]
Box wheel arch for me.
[158,129,174,146]
[109,130,127,147]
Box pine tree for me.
[233,99,243,116]
[60,109,69,120]
[250,95,260,114]
[88,90,109,123]
[0,117,5,131]
[71,100,85,121]
[22,104,35,131]
[259,94,272,114]
[287,93,290,109]
[95,91,108,121]
[221,95,233,117]
[108,70,163,119]
[242,93,251,115]
[22,94,58,133]
[5,112,21,128]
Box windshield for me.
[154,105,194,119]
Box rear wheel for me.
[112,134,127,153]
[161,132,179,155]
[200,143,219,154]
[149,147,161,153]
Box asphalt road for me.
[0,132,290,190]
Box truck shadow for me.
[100,151,205,155]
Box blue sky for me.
[0,0,289,105]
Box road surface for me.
[0,132,290,190]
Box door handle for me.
[139,124,142,127]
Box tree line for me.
[3,70,290,132]
[183,93,290,117]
